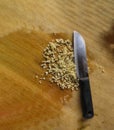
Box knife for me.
[73,31,94,119]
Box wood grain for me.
[0,0,114,130]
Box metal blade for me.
[73,31,89,79]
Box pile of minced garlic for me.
[39,39,79,91]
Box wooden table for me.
[0,0,114,130]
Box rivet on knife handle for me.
[73,31,94,119]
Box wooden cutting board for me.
[0,0,114,130]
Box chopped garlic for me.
[40,39,79,90]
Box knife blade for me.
[73,31,94,119]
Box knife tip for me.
[73,31,85,42]
[73,31,81,37]
[73,30,79,34]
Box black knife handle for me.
[79,79,94,119]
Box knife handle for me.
[79,79,94,119]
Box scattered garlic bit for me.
[35,75,38,79]
[40,39,79,90]
[42,77,46,80]
[102,69,105,73]
[39,80,42,84]
[97,65,105,73]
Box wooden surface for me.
[0,0,114,130]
